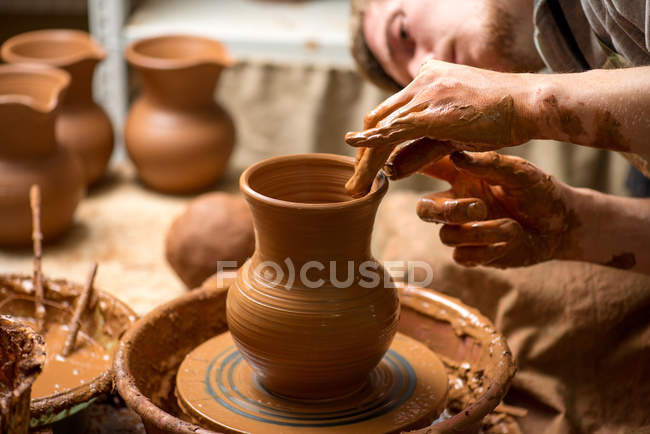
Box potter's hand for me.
[346,60,533,149]
[345,60,535,197]
[420,151,577,268]
[346,64,650,197]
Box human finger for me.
[363,88,413,129]
[345,119,424,148]
[417,155,459,183]
[451,151,544,188]
[354,147,366,166]
[453,242,511,267]
[417,192,488,224]
[384,137,453,180]
[439,218,522,247]
[345,145,395,198]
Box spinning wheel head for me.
[176,332,448,434]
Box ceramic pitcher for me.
[124,35,235,194]
[0,64,84,246]
[2,29,114,186]
[227,154,400,399]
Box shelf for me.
[124,0,354,67]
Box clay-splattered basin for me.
[0,315,45,433]
[115,276,515,434]
[0,274,137,427]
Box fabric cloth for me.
[374,191,650,434]
[533,0,650,71]
[627,165,650,197]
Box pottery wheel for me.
[176,332,448,433]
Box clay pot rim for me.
[1,29,106,67]
[240,153,388,210]
[125,34,234,70]
[0,273,138,422]
[0,63,70,113]
[0,315,46,402]
[114,285,220,434]
[398,283,517,431]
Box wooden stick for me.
[62,263,98,357]
[30,185,46,331]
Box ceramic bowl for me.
[0,273,137,427]
[115,276,515,434]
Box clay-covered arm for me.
[561,188,650,273]
[345,61,650,196]
[528,67,650,168]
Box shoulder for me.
[534,0,650,71]
[581,0,650,65]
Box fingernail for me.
[416,199,441,223]
[345,132,362,142]
[451,151,471,165]
[383,162,397,179]
[466,201,486,220]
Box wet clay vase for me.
[0,64,84,246]
[0,316,45,434]
[124,35,235,194]
[227,153,400,399]
[2,30,114,186]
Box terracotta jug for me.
[2,29,114,186]
[0,64,85,246]
[124,35,235,194]
[227,153,400,400]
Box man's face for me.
[363,0,542,86]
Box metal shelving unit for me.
[88,0,352,141]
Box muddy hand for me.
[345,60,538,196]
[418,151,579,268]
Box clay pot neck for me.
[134,65,223,109]
[59,59,100,104]
[126,35,232,109]
[240,154,388,268]
[1,29,104,105]
[0,64,68,158]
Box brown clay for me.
[397,283,516,433]
[165,193,254,288]
[0,64,85,246]
[0,273,137,426]
[30,323,110,399]
[228,154,399,399]
[2,29,115,186]
[114,275,515,434]
[124,35,235,194]
[0,316,45,434]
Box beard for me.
[478,0,545,73]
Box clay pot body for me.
[227,154,399,399]
[124,35,235,194]
[2,30,114,186]
[0,316,45,434]
[0,64,84,246]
